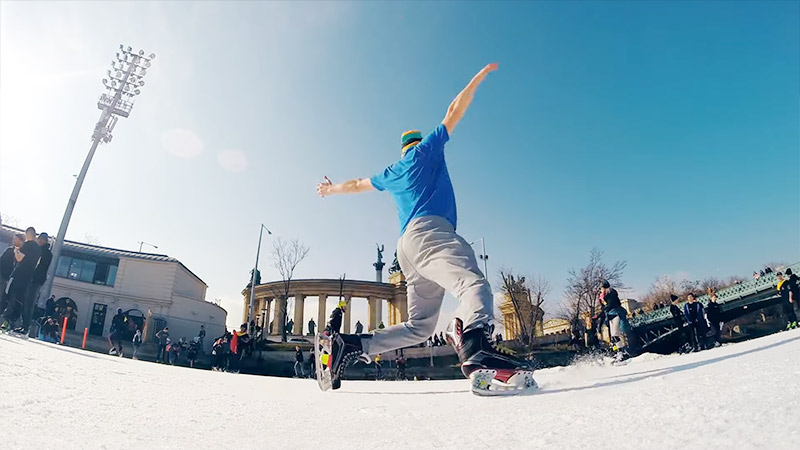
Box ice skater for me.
[315,63,534,395]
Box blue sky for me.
[1,1,797,331]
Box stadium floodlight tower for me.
[41,45,156,303]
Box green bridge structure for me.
[630,262,800,352]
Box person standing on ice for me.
[598,280,640,355]
[316,63,533,392]
[683,293,707,351]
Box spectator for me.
[27,232,52,328]
[212,335,228,371]
[378,321,385,329]
[753,271,760,280]
[776,272,797,330]
[374,353,383,380]
[765,266,773,274]
[432,334,441,347]
[294,346,305,378]
[396,356,407,380]
[0,234,21,321]
[668,294,689,352]
[39,316,60,343]
[108,308,128,356]
[786,268,800,313]
[229,329,240,373]
[1,227,41,333]
[308,349,316,379]
[45,295,56,317]
[355,320,364,334]
[187,337,200,368]
[705,292,723,347]
[155,327,170,363]
[132,328,143,360]
[683,293,707,351]
[170,338,181,365]
[198,324,206,349]
[438,331,445,346]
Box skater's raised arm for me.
[316,176,374,197]
[442,63,499,134]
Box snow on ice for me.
[1,330,799,450]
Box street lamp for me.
[41,45,156,303]
[137,241,158,253]
[469,237,489,278]
[248,224,273,324]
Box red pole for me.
[60,317,68,344]
[82,327,88,349]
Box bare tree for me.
[640,274,680,308]
[270,237,309,342]
[83,234,102,245]
[498,269,549,350]
[562,248,627,328]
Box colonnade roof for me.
[243,278,404,299]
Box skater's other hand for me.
[482,63,499,73]
[316,176,333,197]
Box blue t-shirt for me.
[370,124,457,234]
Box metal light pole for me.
[41,45,155,304]
[137,241,158,253]
[469,237,489,277]
[248,224,272,324]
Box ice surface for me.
[2,329,799,450]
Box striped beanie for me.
[401,130,422,156]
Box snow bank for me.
[1,329,799,450]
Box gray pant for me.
[363,216,493,355]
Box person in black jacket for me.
[776,272,798,330]
[668,294,690,352]
[786,268,800,314]
[294,346,305,378]
[705,292,723,347]
[0,234,21,321]
[683,293,708,351]
[27,233,52,326]
[599,280,640,355]
[2,227,41,333]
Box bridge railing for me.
[631,262,800,327]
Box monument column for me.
[376,299,383,328]
[343,294,352,333]
[263,299,272,333]
[317,294,328,333]
[367,296,377,330]
[293,294,305,336]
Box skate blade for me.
[469,369,538,397]
[314,333,333,392]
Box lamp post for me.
[248,224,272,323]
[137,241,158,253]
[469,237,489,278]
[41,45,155,304]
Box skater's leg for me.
[363,269,444,355]
[401,216,493,330]
[21,282,41,331]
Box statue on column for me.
[286,319,294,335]
[308,318,316,336]
[388,250,401,274]
[376,244,384,264]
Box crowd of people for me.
[0,227,53,335]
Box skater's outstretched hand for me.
[316,176,374,197]
[442,63,499,134]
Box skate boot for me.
[315,332,368,391]
[446,318,538,396]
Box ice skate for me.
[446,318,538,396]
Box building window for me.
[55,256,118,287]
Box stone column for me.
[367,296,377,331]
[376,299,383,328]
[293,294,305,336]
[317,294,327,333]
[242,295,250,325]
[264,299,272,334]
[387,301,396,326]
[343,294,352,333]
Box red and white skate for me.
[468,368,538,396]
